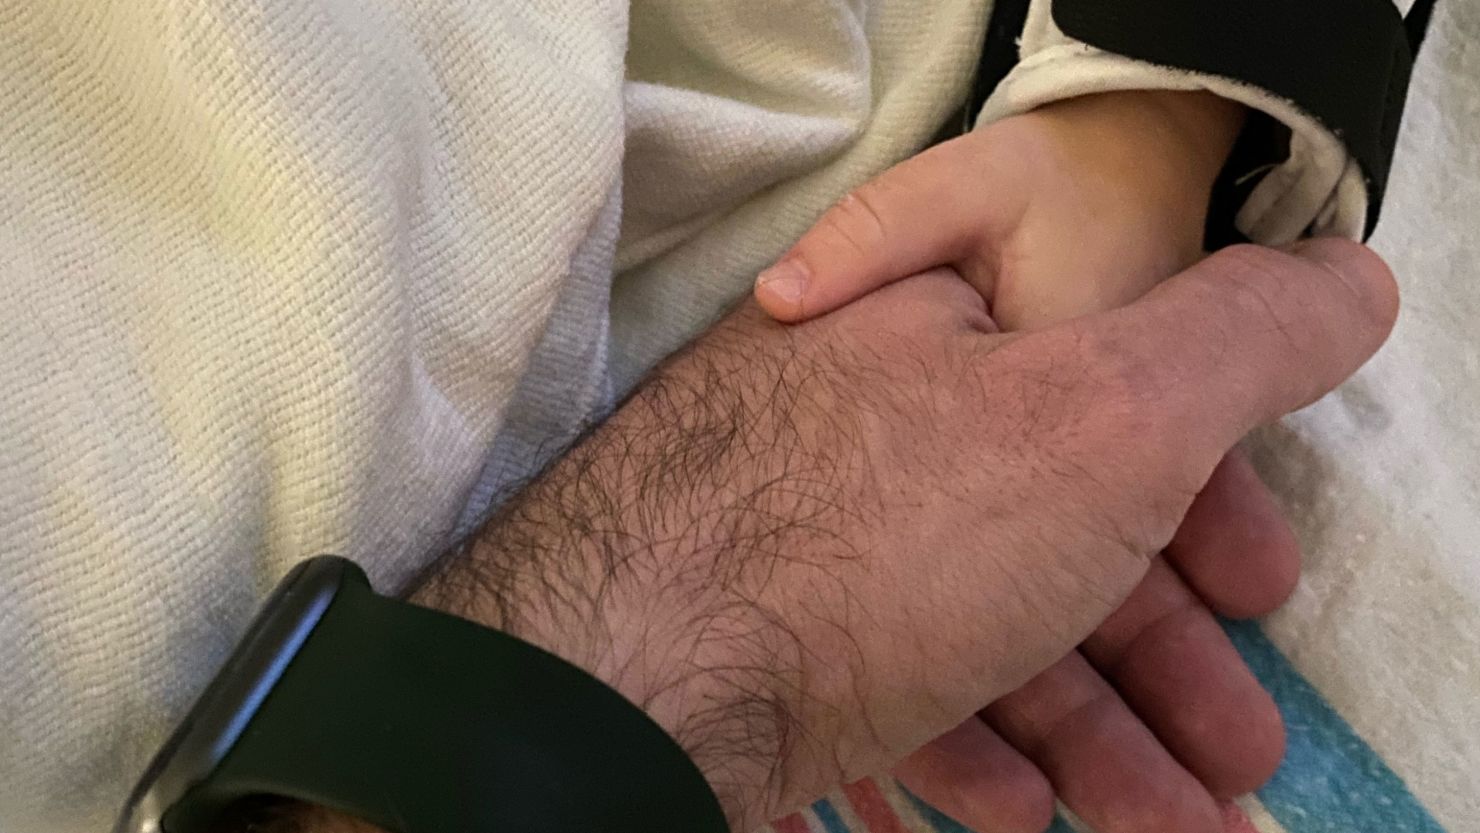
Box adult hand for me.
[282,238,1393,833]
[755,90,1312,831]
[433,239,1389,832]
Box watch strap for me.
[165,563,728,833]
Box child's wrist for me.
[1129,89,1246,184]
[1027,89,1245,211]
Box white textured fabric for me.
[0,2,989,831]
[1249,1,1480,826]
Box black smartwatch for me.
[114,556,728,833]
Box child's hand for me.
[755,90,1244,331]
[755,91,1305,833]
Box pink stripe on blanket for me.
[1221,801,1261,833]
[841,780,912,833]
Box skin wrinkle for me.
[1219,252,1307,358]
[820,190,891,266]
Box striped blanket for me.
[771,623,1448,833]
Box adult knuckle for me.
[1217,242,1304,273]
[1208,244,1308,329]
[1296,238,1401,329]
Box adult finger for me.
[1073,238,1398,474]
[1167,450,1301,619]
[983,652,1223,833]
[892,718,1055,833]
[1081,558,1285,798]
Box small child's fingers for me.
[754,139,1014,322]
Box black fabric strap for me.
[1406,0,1439,53]
[164,563,728,833]
[1051,0,1418,238]
[968,0,1033,129]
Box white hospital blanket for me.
[1243,1,1480,825]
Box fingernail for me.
[756,259,810,308]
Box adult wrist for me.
[233,542,762,833]
[404,309,832,832]
[229,801,375,833]
[214,309,844,833]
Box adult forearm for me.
[410,300,877,830]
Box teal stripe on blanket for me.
[900,784,1077,833]
[1224,619,1447,833]
[812,798,853,833]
